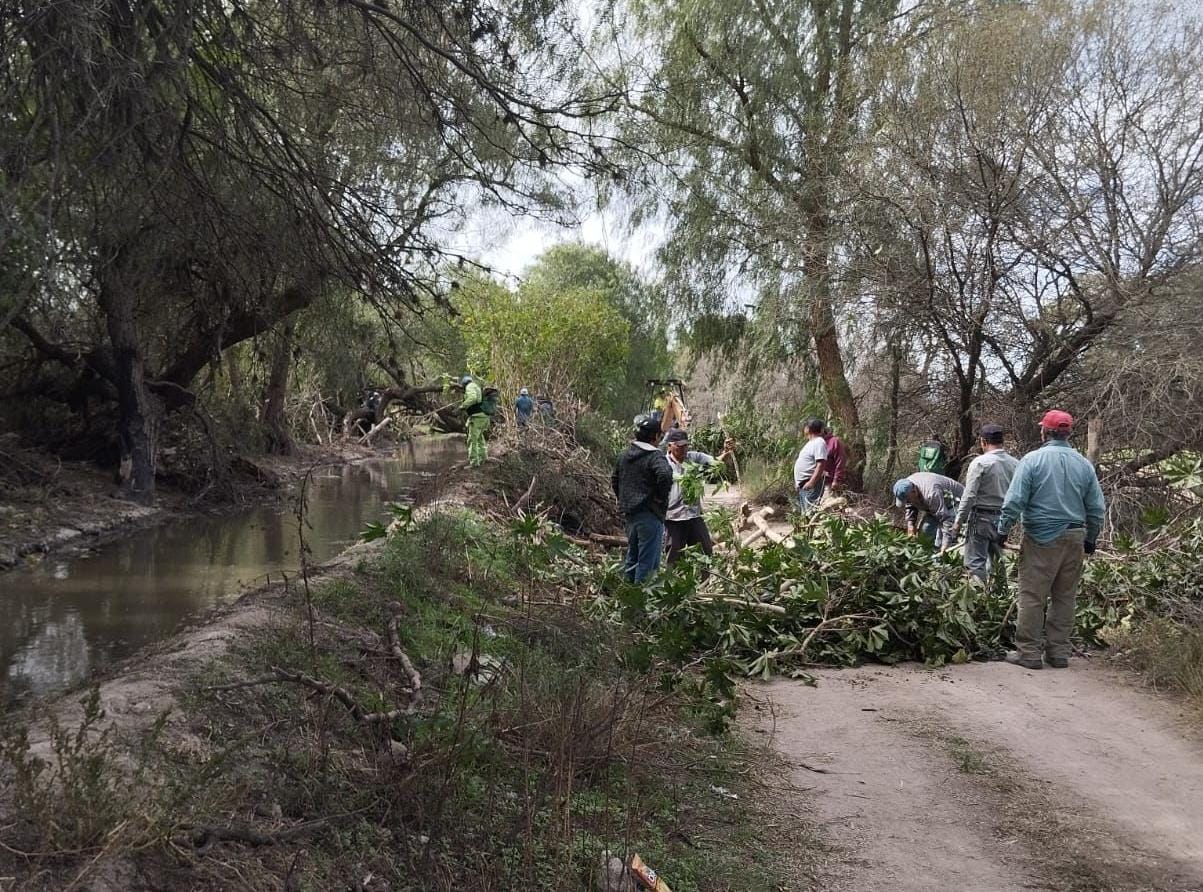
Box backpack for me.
[480,387,500,417]
[918,439,948,474]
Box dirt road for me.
[756,662,1203,891]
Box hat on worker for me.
[1039,409,1074,432]
[892,478,913,507]
[519,387,529,395]
[633,414,661,439]
[665,429,690,445]
[980,423,1005,443]
[459,374,473,386]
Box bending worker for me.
[893,470,964,551]
[998,410,1105,670]
[951,423,1019,582]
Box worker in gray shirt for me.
[951,423,1020,582]
[893,471,965,551]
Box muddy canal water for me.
[0,438,461,703]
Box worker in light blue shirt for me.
[998,410,1105,670]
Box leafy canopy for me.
[457,274,631,412]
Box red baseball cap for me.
[1039,409,1074,431]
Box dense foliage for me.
[458,274,632,412]
[589,513,1203,728]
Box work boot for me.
[1004,651,1042,670]
[1044,655,1069,669]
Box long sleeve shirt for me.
[666,450,716,521]
[824,435,847,488]
[954,449,1019,527]
[999,439,1105,544]
[460,380,483,414]
[905,472,964,536]
[612,441,674,520]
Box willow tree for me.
[855,0,1203,472]
[616,0,923,489]
[1,0,617,500]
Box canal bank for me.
[0,437,463,704]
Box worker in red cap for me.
[997,410,1105,669]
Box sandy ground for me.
[755,662,1203,891]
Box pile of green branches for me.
[1080,517,1203,629]
[591,514,1139,728]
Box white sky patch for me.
[473,204,665,282]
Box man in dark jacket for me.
[612,414,674,583]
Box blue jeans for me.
[963,510,1002,581]
[918,514,953,550]
[624,510,664,583]
[797,478,826,513]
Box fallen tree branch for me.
[694,595,788,615]
[385,601,422,713]
[357,415,392,444]
[511,475,538,514]
[271,666,405,724]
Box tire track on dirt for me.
[755,663,1203,891]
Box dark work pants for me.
[665,517,714,566]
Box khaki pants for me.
[1015,529,1085,661]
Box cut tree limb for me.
[357,415,392,444]
[385,601,422,713]
[271,666,405,724]
[511,475,537,514]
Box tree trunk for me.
[1086,416,1102,468]
[262,319,295,455]
[225,346,246,403]
[948,374,976,481]
[883,339,902,482]
[100,286,160,504]
[803,221,865,491]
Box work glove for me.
[994,528,1010,548]
[1084,540,1096,556]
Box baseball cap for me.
[519,387,529,395]
[1039,410,1073,432]
[665,429,689,445]
[459,374,472,386]
[892,478,912,507]
[633,414,661,438]
[980,423,1005,442]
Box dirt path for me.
[756,662,1203,891]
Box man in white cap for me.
[515,387,535,429]
[998,410,1105,669]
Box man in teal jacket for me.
[998,410,1105,669]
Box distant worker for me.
[917,434,949,475]
[998,410,1105,670]
[458,374,489,467]
[536,394,555,422]
[822,425,847,494]
[893,471,964,551]
[951,423,1019,583]
[663,429,732,567]
[515,387,535,429]
[612,415,674,583]
[793,417,829,512]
